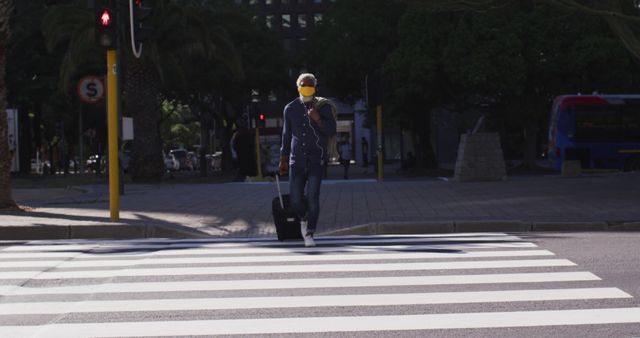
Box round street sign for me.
[77,76,105,104]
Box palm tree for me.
[42,0,243,182]
[0,0,18,210]
[126,2,242,181]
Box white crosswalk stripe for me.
[0,288,630,315]
[0,249,556,269]
[0,233,637,337]
[5,308,640,337]
[0,271,602,296]
[0,241,538,260]
[0,259,578,280]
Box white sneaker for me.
[303,234,316,247]
[300,220,315,247]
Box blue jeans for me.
[289,161,324,234]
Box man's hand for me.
[308,107,322,126]
[278,155,289,176]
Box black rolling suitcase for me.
[272,175,304,241]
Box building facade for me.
[236,0,377,166]
[236,0,334,79]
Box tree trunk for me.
[199,113,209,177]
[0,0,17,209]
[126,61,164,182]
[521,124,539,169]
[413,110,436,169]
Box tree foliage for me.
[311,0,640,167]
[0,0,17,209]
[32,0,285,181]
[308,0,406,102]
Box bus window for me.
[574,105,640,142]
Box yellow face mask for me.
[298,86,316,97]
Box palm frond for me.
[42,5,92,52]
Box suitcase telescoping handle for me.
[275,174,285,209]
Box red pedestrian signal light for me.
[95,1,117,49]
[100,10,111,27]
[257,113,266,128]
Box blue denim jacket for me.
[280,97,337,167]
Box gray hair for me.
[296,73,317,86]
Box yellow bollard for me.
[255,127,263,179]
[377,105,383,181]
[107,50,119,221]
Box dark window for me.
[298,14,307,28]
[572,104,640,142]
[313,13,323,25]
[266,14,275,28]
[282,14,291,28]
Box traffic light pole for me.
[255,127,263,179]
[377,105,383,182]
[107,50,120,221]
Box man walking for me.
[279,73,337,247]
[361,137,369,172]
[339,137,352,180]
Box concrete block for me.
[454,132,507,182]
[455,220,530,232]
[562,160,582,177]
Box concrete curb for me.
[320,220,640,236]
[530,221,608,232]
[0,224,208,240]
[2,220,639,241]
[455,220,530,233]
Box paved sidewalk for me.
[3,172,640,240]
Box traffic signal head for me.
[257,113,266,128]
[95,0,117,49]
[99,9,111,26]
[132,0,154,45]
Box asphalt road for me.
[0,232,638,337]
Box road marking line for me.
[0,272,600,296]
[0,259,576,280]
[0,250,555,269]
[2,307,640,336]
[0,288,629,315]
[21,232,515,245]
[2,235,526,252]
[0,242,538,260]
